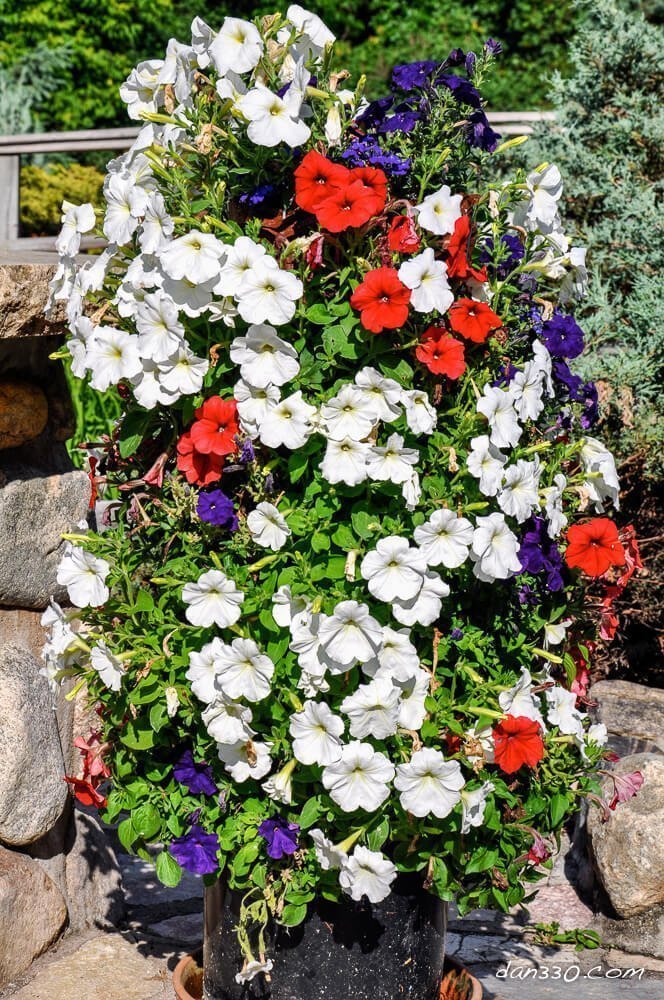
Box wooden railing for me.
[0,112,555,263]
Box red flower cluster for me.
[492,715,545,774]
[564,517,626,577]
[448,298,502,343]
[295,150,387,234]
[350,267,411,333]
[177,396,239,487]
[599,525,642,640]
[64,732,110,809]
[387,214,421,254]
[445,215,487,282]
[415,326,466,379]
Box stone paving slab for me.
[475,965,664,1000]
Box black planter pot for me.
[203,876,447,1000]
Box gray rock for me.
[147,912,203,945]
[64,808,125,932]
[0,263,65,340]
[588,753,664,918]
[120,853,202,909]
[0,643,68,846]
[0,467,90,608]
[591,680,664,755]
[0,844,67,986]
[595,905,664,961]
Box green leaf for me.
[299,796,324,829]
[131,802,161,840]
[156,850,182,887]
[311,530,330,553]
[133,589,155,614]
[118,408,153,459]
[288,450,309,484]
[367,816,390,851]
[549,792,569,826]
[465,848,499,874]
[280,903,308,927]
[149,701,168,734]
[306,304,333,325]
[117,817,136,853]
[331,524,356,549]
[121,719,157,750]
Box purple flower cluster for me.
[541,312,585,359]
[552,361,599,428]
[173,749,217,796]
[518,517,565,592]
[169,823,220,874]
[197,489,238,530]
[238,182,280,216]
[258,817,300,860]
[480,234,525,279]
[340,136,411,176]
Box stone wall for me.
[0,264,122,987]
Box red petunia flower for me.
[445,215,487,282]
[448,298,502,343]
[64,775,107,809]
[349,165,388,215]
[387,214,421,254]
[190,396,239,458]
[294,149,349,213]
[564,518,626,577]
[315,179,381,234]
[492,715,545,774]
[177,429,224,487]
[350,267,411,333]
[415,327,466,379]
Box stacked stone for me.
[0,264,122,987]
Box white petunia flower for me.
[131,361,179,409]
[414,509,473,569]
[466,434,508,497]
[90,641,124,691]
[398,248,453,314]
[320,436,370,486]
[354,366,402,422]
[119,59,164,119]
[322,741,395,812]
[286,4,336,60]
[235,959,274,986]
[238,76,311,149]
[290,700,344,765]
[402,469,422,512]
[103,174,147,245]
[203,698,254,744]
[157,344,209,396]
[318,601,383,667]
[586,723,608,747]
[161,274,216,317]
[477,385,523,450]
[272,585,310,628]
[361,536,427,603]
[215,236,266,297]
[524,164,563,230]
[395,748,465,818]
[263,759,296,804]
[365,626,419,683]
[186,638,227,703]
[460,781,494,834]
[340,676,401,740]
[512,362,546,422]
[579,437,620,512]
[218,739,272,782]
[68,317,95,378]
[215,637,275,703]
[403,390,437,435]
[86,326,142,392]
[57,546,110,608]
[465,723,495,764]
[246,502,291,551]
[139,191,174,254]
[542,473,568,538]
[135,291,185,362]
[235,379,280,437]
[498,458,542,523]
[415,184,463,236]
[165,687,180,718]
[391,571,449,627]
[258,390,317,449]
[321,384,376,441]
[311,829,347,871]
[339,847,397,903]
[209,16,263,74]
[395,668,430,730]
[366,433,419,485]
[543,618,572,649]
[546,686,586,739]
[230,324,300,388]
[559,245,589,303]
[470,513,522,582]
[498,667,544,725]
[182,569,244,628]
[160,230,227,285]
[56,201,96,257]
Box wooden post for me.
[0,154,20,243]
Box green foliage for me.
[527,0,664,474]
[20,163,104,234]
[0,41,71,132]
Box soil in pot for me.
[203,875,446,999]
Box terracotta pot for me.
[172,951,483,1000]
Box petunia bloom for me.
[415,327,466,378]
[387,214,421,253]
[173,749,218,796]
[294,149,349,213]
[197,490,238,530]
[177,429,224,487]
[64,775,107,809]
[445,215,487,282]
[350,267,411,333]
[448,298,502,343]
[564,518,625,577]
[258,817,300,859]
[169,823,220,874]
[315,178,381,233]
[492,715,544,774]
[190,397,240,458]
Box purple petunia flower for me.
[341,136,411,176]
[484,38,503,56]
[169,823,220,874]
[356,96,394,129]
[466,110,501,151]
[173,749,217,797]
[239,440,255,464]
[377,110,421,134]
[518,517,565,592]
[437,73,483,109]
[480,235,524,279]
[580,381,599,428]
[541,312,585,359]
[450,628,464,640]
[258,817,300,860]
[552,359,583,397]
[391,60,438,92]
[197,489,238,530]
[465,51,477,77]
